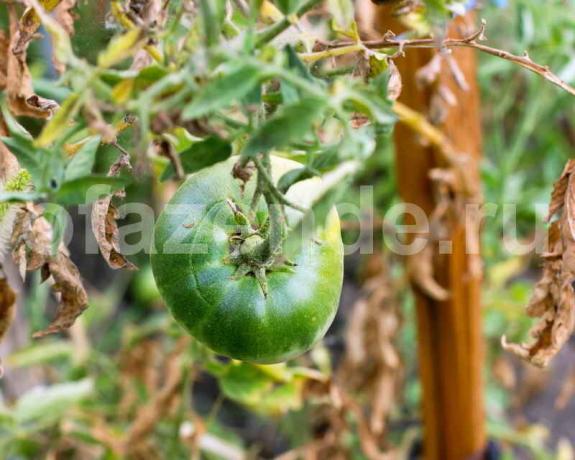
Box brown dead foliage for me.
[123,337,190,456]
[0,268,17,375]
[91,151,137,270]
[286,254,401,460]
[503,159,575,367]
[11,205,88,338]
[2,4,59,119]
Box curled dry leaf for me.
[91,151,137,270]
[407,244,449,301]
[33,251,89,338]
[0,269,16,345]
[91,194,137,270]
[0,269,16,378]
[0,113,20,181]
[547,160,575,221]
[154,138,183,180]
[386,59,402,101]
[503,160,575,367]
[416,54,442,89]
[3,5,59,119]
[11,205,88,338]
[12,0,64,55]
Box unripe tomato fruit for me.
[151,156,343,363]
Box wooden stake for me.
[370,7,486,459]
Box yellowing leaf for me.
[98,29,144,69]
[111,79,135,104]
[260,1,284,24]
[36,93,81,147]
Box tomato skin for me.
[151,156,343,363]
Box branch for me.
[303,20,575,97]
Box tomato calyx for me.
[225,198,295,297]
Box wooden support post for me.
[370,7,486,460]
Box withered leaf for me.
[0,113,20,181]
[0,270,16,344]
[406,244,449,301]
[10,205,88,338]
[5,5,59,119]
[91,152,137,270]
[386,60,402,102]
[33,251,88,338]
[504,159,575,367]
[547,159,575,221]
[415,54,442,89]
[13,0,64,55]
[91,195,137,270]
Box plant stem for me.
[259,154,285,260]
[300,44,364,64]
[255,0,322,47]
[252,156,306,212]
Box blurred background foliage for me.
[1,0,575,459]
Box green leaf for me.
[65,136,101,181]
[51,176,129,205]
[43,204,68,254]
[277,167,316,193]
[7,341,73,368]
[199,0,225,47]
[343,87,395,125]
[218,363,270,405]
[0,105,33,141]
[0,191,41,203]
[0,136,44,185]
[277,147,341,192]
[242,97,326,158]
[14,379,93,425]
[217,363,302,415]
[161,136,232,181]
[182,64,268,119]
[276,0,302,14]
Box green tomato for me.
[151,156,343,363]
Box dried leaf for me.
[406,244,450,301]
[12,0,64,55]
[0,270,16,344]
[5,5,59,119]
[504,159,575,367]
[91,152,137,270]
[547,160,575,221]
[10,205,88,338]
[33,251,88,338]
[123,337,190,454]
[445,53,469,91]
[91,196,137,270]
[386,59,402,101]
[415,54,442,89]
